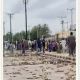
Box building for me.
[54,24,76,41]
[45,35,55,41]
[54,31,76,41]
[45,24,76,41]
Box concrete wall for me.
[45,31,76,41]
[55,31,76,39]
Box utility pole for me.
[12,33,13,42]
[3,21,7,41]
[65,22,70,31]
[58,16,66,38]
[5,12,15,43]
[22,0,29,40]
[7,32,10,42]
[3,21,6,36]
[67,8,76,31]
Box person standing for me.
[28,39,31,50]
[66,32,76,56]
[31,41,34,51]
[48,40,52,52]
[56,41,59,51]
[61,38,66,53]
[34,40,36,50]
[13,42,15,51]
[45,40,48,51]
[7,42,10,50]
[22,41,25,56]
[42,36,45,53]
[17,41,19,50]
[37,38,41,52]
[59,42,62,51]
[9,42,13,53]
[16,40,18,50]
[52,40,57,52]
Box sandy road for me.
[3,51,76,80]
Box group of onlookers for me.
[32,32,76,56]
[4,32,76,56]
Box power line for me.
[67,8,76,31]
[58,16,66,38]
[5,12,16,43]
[65,22,70,36]
[3,21,7,41]
[22,0,29,40]
[3,21,7,36]
[65,22,70,31]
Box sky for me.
[3,0,76,35]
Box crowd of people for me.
[4,32,76,56]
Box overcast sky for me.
[3,0,76,35]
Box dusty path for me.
[3,51,76,80]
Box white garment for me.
[61,40,66,49]
[28,40,31,45]
[16,41,17,44]
[7,42,10,49]
[13,44,15,49]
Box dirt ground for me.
[3,52,76,80]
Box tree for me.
[13,31,26,41]
[30,26,37,40]
[30,24,51,40]
[41,24,51,37]
[5,32,11,41]
[4,24,51,42]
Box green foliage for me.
[13,31,26,41]
[30,24,51,40]
[5,32,12,42]
[30,26,37,40]
[4,24,51,41]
